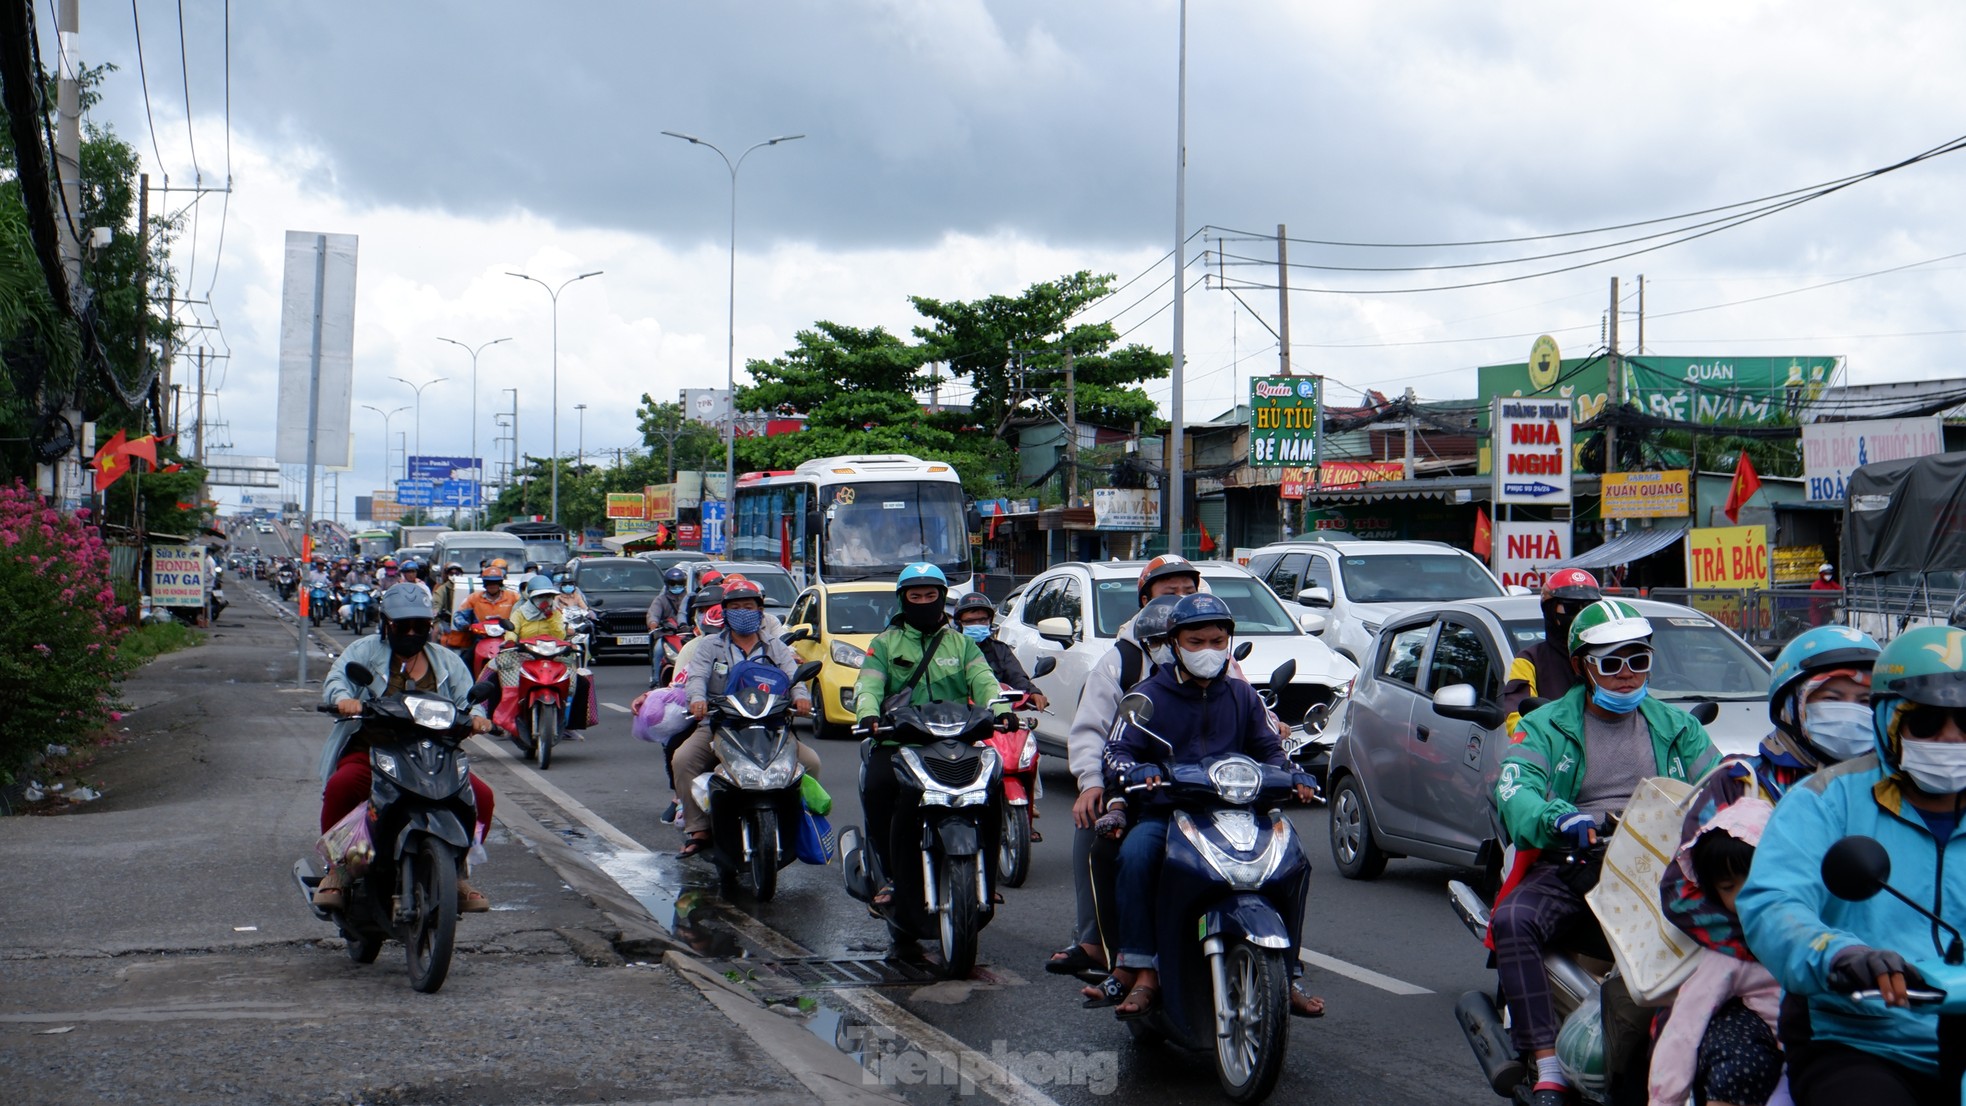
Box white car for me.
[995,560,1360,756]
[1242,539,1509,665]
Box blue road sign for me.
[701,500,727,555]
[407,455,484,482]
[395,479,437,507]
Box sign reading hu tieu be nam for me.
[1248,376,1322,466]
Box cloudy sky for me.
[49,1,1966,511]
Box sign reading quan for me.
[1491,397,1573,506]
[1248,376,1321,466]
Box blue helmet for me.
[895,562,949,595]
[1769,624,1880,737]
[1168,592,1236,634]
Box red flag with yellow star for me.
[92,430,132,492]
[123,435,160,468]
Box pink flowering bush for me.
[0,480,134,775]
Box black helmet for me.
[690,584,725,613]
[663,566,688,586]
[952,592,996,621]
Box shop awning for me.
[1539,524,1689,570]
[601,531,661,551]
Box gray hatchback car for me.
[1324,595,1771,890]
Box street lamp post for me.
[660,130,804,543]
[361,404,409,487]
[437,335,511,522]
[575,403,588,473]
[507,270,603,526]
[389,375,447,476]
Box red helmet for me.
[721,578,764,604]
[699,568,725,588]
[1540,568,1601,604]
[1137,554,1202,603]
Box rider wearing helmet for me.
[1490,599,1720,1106]
[852,563,1010,911]
[1502,569,1603,734]
[391,558,433,603]
[645,566,692,632]
[1739,625,1966,1106]
[315,587,497,913]
[507,573,567,644]
[953,592,1049,712]
[457,564,518,630]
[1099,593,1318,1019]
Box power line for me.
[202,0,231,299]
[129,0,166,173]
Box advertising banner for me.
[1315,460,1405,491]
[677,523,701,549]
[1772,545,1828,585]
[1248,376,1322,467]
[1279,468,1309,500]
[150,545,207,606]
[1492,520,1573,591]
[1492,397,1573,506]
[1687,526,1771,590]
[684,389,732,426]
[605,492,647,520]
[407,455,481,481]
[1601,470,1691,519]
[1092,488,1162,531]
[645,484,677,522]
[275,231,358,467]
[369,493,407,523]
[1800,416,1945,502]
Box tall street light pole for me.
[575,403,588,474]
[390,376,447,474]
[437,335,511,522]
[507,271,603,526]
[661,130,804,543]
[361,404,409,487]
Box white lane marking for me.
[465,736,649,854]
[1299,946,1433,996]
[603,702,631,714]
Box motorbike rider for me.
[431,563,468,647]
[672,578,817,857]
[554,573,589,610]
[1490,598,1719,1106]
[1502,569,1603,734]
[313,588,498,913]
[645,567,691,632]
[392,558,433,602]
[1737,624,1966,1106]
[456,564,519,630]
[852,563,1009,912]
[506,574,567,644]
[1098,593,1318,1019]
[953,593,1049,712]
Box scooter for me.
[981,655,1057,888]
[343,583,376,632]
[651,620,694,687]
[462,619,509,681]
[839,701,1012,980]
[693,660,823,901]
[292,663,494,994]
[1101,690,1311,1105]
[275,566,298,602]
[562,606,596,671]
[307,581,334,628]
[504,634,575,770]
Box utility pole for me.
[137,174,152,429]
[1276,223,1292,376]
[1636,274,1645,355]
[1064,349,1078,507]
[1606,276,1621,476]
[575,403,587,475]
[195,348,207,465]
[55,0,82,292]
[1166,0,1189,555]
[1402,387,1417,480]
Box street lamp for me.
[437,335,511,521]
[360,404,409,486]
[661,129,804,541]
[574,403,588,473]
[389,375,447,473]
[507,269,603,526]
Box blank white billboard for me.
[276,231,359,467]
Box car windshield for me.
[446,544,525,572]
[578,561,665,591]
[1339,553,1503,603]
[524,540,571,565]
[825,591,893,635]
[1090,573,1304,636]
[741,570,799,609]
[1502,616,1770,699]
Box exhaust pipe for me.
[1455,990,1525,1096]
[1448,879,1490,942]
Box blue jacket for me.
[1102,665,1288,811]
[1738,740,1966,1076]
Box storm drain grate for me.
[707,955,943,988]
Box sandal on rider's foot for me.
[678,832,711,858]
[1028,828,1043,843]
[991,889,1005,905]
[867,882,896,918]
[1046,944,1107,976]
[1080,974,1127,1009]
[456,879,491,913]
[311,867,347,911]
[1288,983,1326,1018]
[1114,982,1160,1021]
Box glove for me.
[1123,764,1164,789]
[1093,804,1129,839]
[1553,812,1596,850]
[1829,946,1919,993]
[994,713,1020,733]
[1291,771,1320,795]
[453,611,473,630]
[852,719,876,737]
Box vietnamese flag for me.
[1198,517,1217,555]
[159,462,183,473]
[1723,450,1762,524]
[1473,507,1493,560]
[123,435,160,468]
[988,501,1004,541]
[91,430,131,492]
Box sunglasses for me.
[1902,705,1966,740]
[1585,651,1654,677]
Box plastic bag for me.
[690,771,715,814]
[632,686,691,744]
[796,809,836,865]
[316,804,376,877]
[800,774,833,817]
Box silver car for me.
[1324,595,1771,890]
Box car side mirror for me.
[1030,655,1057,678]
[1234,641,1253,662]
[1297,609,1327,635]
[1822,836,1891,902]
[1689,701,1720,725]
[782,626,815,645]
[1503,585,1534,596]
[791,660,823,685]
[1432,683,1505,729]
[1037,617,1076,646]
[344,662,375,688]
[1118,691,1154,725]
[1298,586,1333,609]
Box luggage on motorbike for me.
[800,773,832,817]
[569,669,599,730]
[315,803,377,877]
[1584,775,1702,1005]
[796,807,836,865]
[634,685,691,744]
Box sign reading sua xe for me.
[1492,397,1573,505]
[1248,376,1322,466]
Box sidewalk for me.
[0,592,895,1106]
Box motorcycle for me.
[562,606,596,671]
[981,655,1058,888]
[693,660,824,901]
[505,634,575,770]
[307,581,334,628]
[1101,690,1311,1105]
[461,619,509,681]
[342,583,377,632]
[275,566,299,602]
[839,701,1011,980]
[651,619,694,687]
[291,663,495,994]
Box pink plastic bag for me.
[632,685,691,744]
[315,804,376,877]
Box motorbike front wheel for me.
[1213,943,1290,1103]
[532,700,558,770]
[406,837,459,993]
[345,931,383,964]
[936,854,981,980]
[997,804,1032,888]
[747,808,779,901]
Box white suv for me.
[994,560,1358,755]
[1243,539,1506,665]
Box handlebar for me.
[1847,988,1947,1005]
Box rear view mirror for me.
[1117,692,1154,725]
[1297,610,1327,635]
[782,626,815,645]
[791,660,823,685]
[1689,701,1720,725]
[344,662,375,688]
[1432,683,1505,729]
[1267,659,1297,697]
[1822,836,1891,902]
[467,680,497,705]
[1298,586,1333,608]
[1030,655,1057,679]
[1234,641,1253,662]
[1037,617,1076,646]
[1504,584,1534,596]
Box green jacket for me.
[853,617,1009,727]
[1494,685,1719,850]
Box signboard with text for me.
[1248,376,1321,467]
[1492,520,1572,592]
[1492,397,1573,505]
[1315,460,1405,491]
[645,484,676,522]
[1600,469,1690,519]
[1092,488,1162,531]
[677,523,701,549]
[150,545,208,606]
[605,492,647,519]
[1687,526,1771,591]
[700,501,727,555]
[1801,416,1945,502]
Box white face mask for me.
[1897,738,1966,795]
[1179,646,1230,679]
[1801,700,1876,762]
[1147,643,1173,668]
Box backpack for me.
[1115,638,1150,692]
[723,657,790,703]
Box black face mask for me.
[387,622,432,657]
[900,598,945,633]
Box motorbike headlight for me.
[406,698,457,730]
[372,750,400,780]
[1207,758,1264,806]
[830,641,867,669]
[1174,809,1290,892]
[714,734,801,791]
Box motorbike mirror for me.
[1267,658,1297,696]
[792,660,823,685]
[1822,835,1892,902]
[1030,655,1057,679]
[343,662,375,687]
[467,680,497,705]
[1689,700,1720,725]
[1117,691,1154,725]
[1234,641,1253,662]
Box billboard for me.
[1492,520,1572,592]
[369,492,408,523]
[684,389,732,426]
[605,492,647,519]
[150,545,208,606]
[1800,416,1945,502]
[1600,470,1691,519]
[1687,525,1771,590]
[275,231,358,467]
[1092,488,1162,531]
[1492,397,1573,506]
[646,484,677,521]
[1248,376,1321,466]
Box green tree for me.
[635,396,722,480]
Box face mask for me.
[724,607,764,635]
[387,624,431,657]
[1147,643,1173,668]
[901,599,944,633]
[560,584,576,594]
[1801,700,1876,761]
[1179,646,1230,679]
[1590,680,1649,714]
[1897,738,1966,795]
[960,624,991,643]
[668,584,685,594]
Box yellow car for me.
[783,582,897,740]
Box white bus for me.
[732,454,975,592]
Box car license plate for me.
[616,633,651,646]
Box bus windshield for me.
[819,481,969,582]
[522,540,572,566]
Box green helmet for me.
[1566,598,1653,656]
[1871,626,1966,755]
[1554,994,1609,1103]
